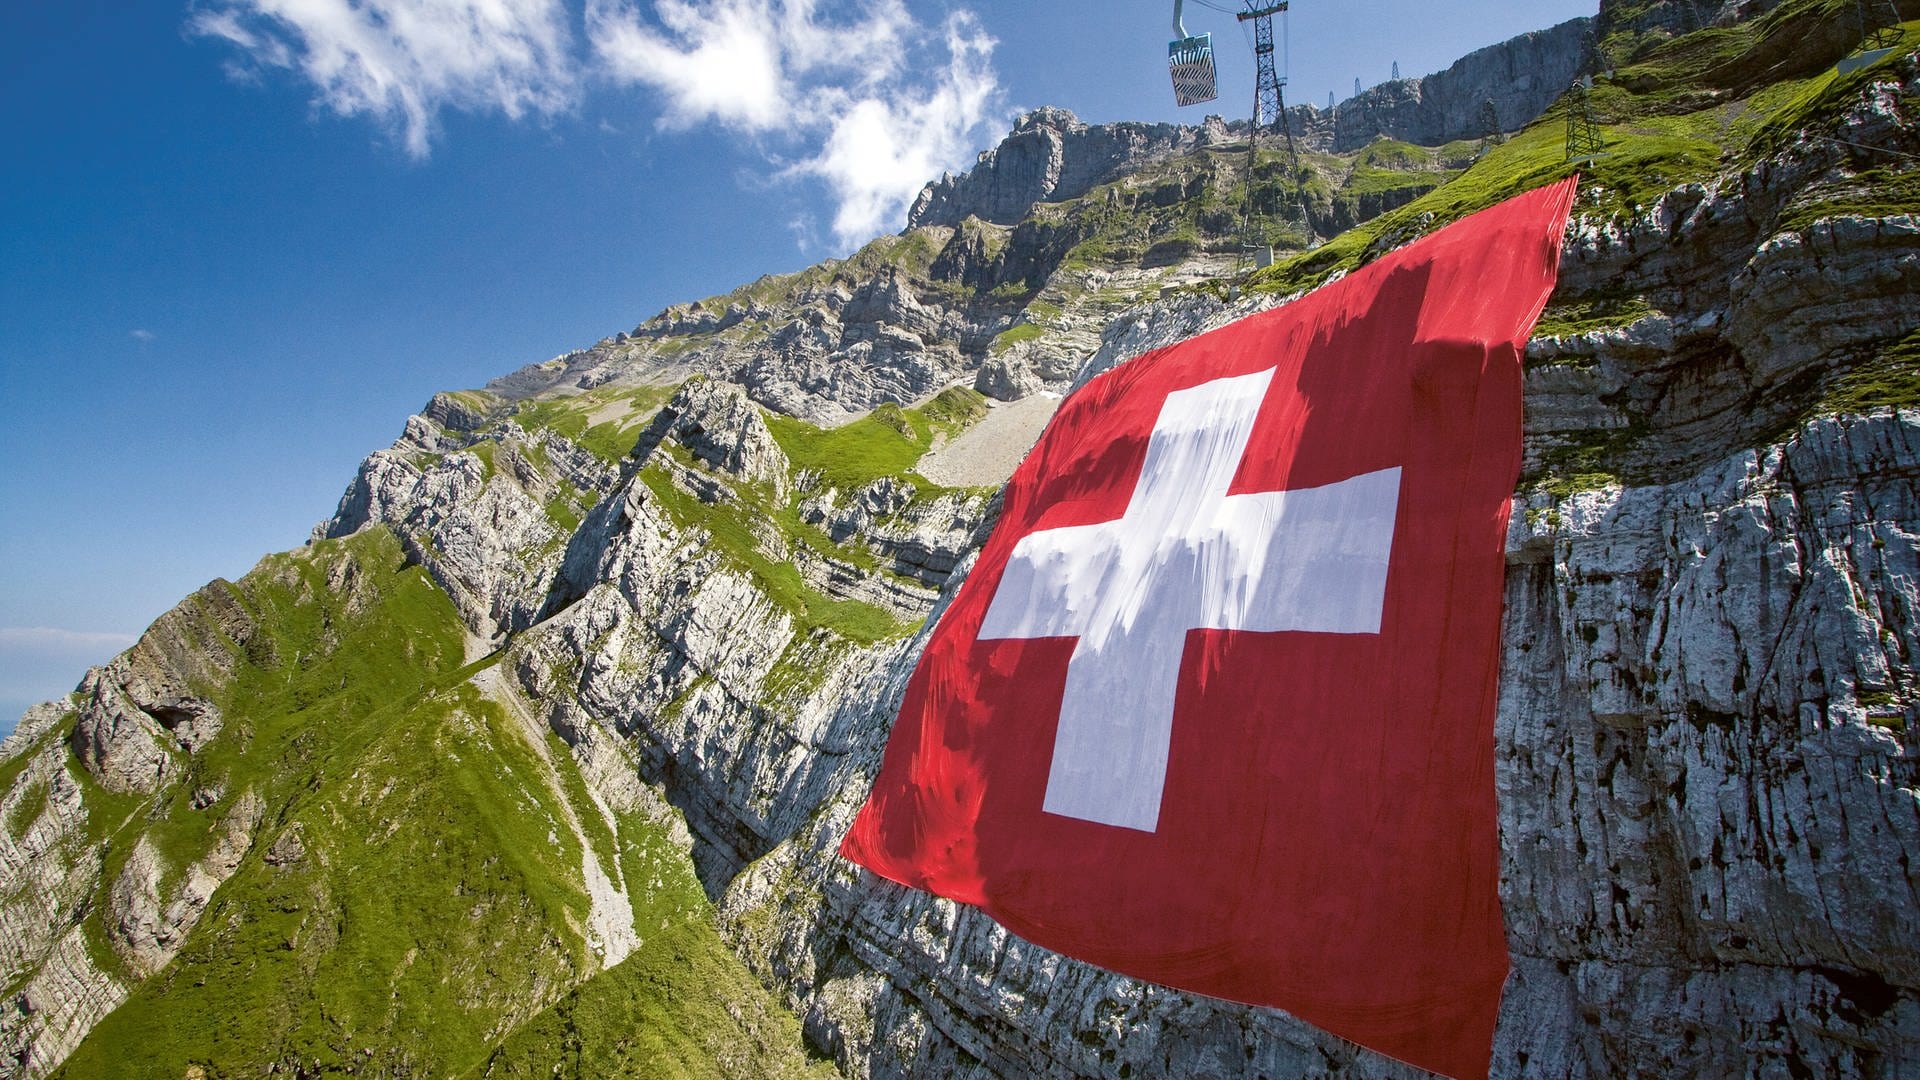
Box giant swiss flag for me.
[841,178,1577,1079]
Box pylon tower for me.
[1240,3,1295,160]
[1838,0,1904,73]
[1860,0,1904,50]
[1565,77,1603,164]
[1238,2,1296,255]
[1480,99,1504,152]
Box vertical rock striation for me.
[1329,18,1592,151]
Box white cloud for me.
[188,0,579,159]
[587,0,912,133]
[130,328,156,342]
[189,0,1006,248]
[0,629,138,721]
[0,628,139,650]
[786,212,819,251]
[590,1,1002,248]
[791,12,999,247]
[589,0,785,131]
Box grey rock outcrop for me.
[634,378,792,498]
[1727,214,1920,383]
[422,390,495,432]
[908,107,1215,230]
[974,334,1089,403]
[797,477,994,588]
[319,407,623,638]
[0,712,127,1076]
[67,580,255,794]
[488,264,988,426]
[1495,416,1920,1076]
[1330,18,1591,151]
[509,503,899,896]
[107,791,264,979]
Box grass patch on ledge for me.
[991,321,1048,353]
[1350,139,1433,170]
[545,491,584,534]
[0,720,64,796]
[1819,330,1920,416]
[48,528,646,1078]
[508,385,676,465]
[511,397,590,440]
[1530,471,1624,499]
[691,227,948,315]
[577,416,649,464]
[1775,166,1920,234]
[1249,102,1721,297]
[633,384,984,646]
[471,808,832,1080]
[1337,168,1452,200]
[1526,408,1655,496]
[636,462,912,645]
[766,409,926,492]
[1,776,49,838]
[467,440,498,480]
[1736,19,1919,162]
[1534,293,1658,338]
[1247,6,1907,300]
[764,386,988,494]
[58,690,599,1080]
[1244,113,1588,297]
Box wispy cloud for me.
[788,12,999,247]
[587,0,910,132]
[190,0,1006,248]
[589,0,1002,247]
[0,628,139,650]
[0,628,137,719]
[187,0,579,159]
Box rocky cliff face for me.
[907,108,1223,230]
[902,15,1590,218]
[5,0,1920,1076]
[1326,18,1591,151]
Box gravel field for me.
[915,393,1062,488]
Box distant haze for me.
[0,627,137,737]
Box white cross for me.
[978,367,1401,832]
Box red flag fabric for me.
[841,178,1576,1079]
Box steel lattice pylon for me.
[1566,77,1604,164]
[1239,3,1295,159]
[1238,2,1296,256]
[1861,0,1905,50]
[1837,0,1905,73]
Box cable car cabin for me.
[1169,0,1218,107]
[1170,34,1218,106]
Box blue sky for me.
[0,0,1594,731]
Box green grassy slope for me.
[471,913,832,1079]
[502,381,994,646]
[1249,2,1920,298]
[39,529,818,1078]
